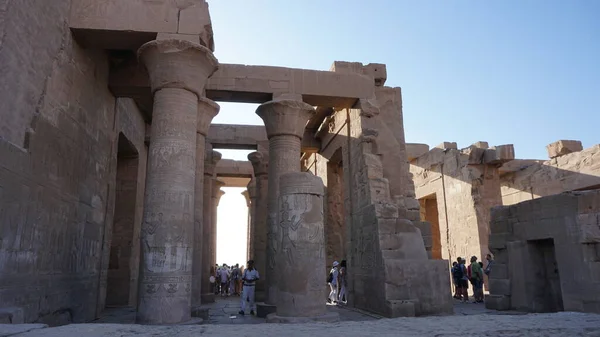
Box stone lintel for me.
[215,159,253,177]
[109,63,375,117]
[216,176,250,188]
[206,124,320,153]
[330,61,387,87]
[406,143,430,161]
[69,0,214,51]
[547,140,583,159]
[484,145,515,165]
[435,142,458,150]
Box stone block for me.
[488,263,508,280]
[406,143,429,161]
[435,142,457,150]
[485,295,511,311]
[404,197,421,210]
[190,307,209,320]
[547,140,583,159]
[256,303,276,318]
[369,178,391,202]
[489,279,511,296]
[489,234,509,250]
[0,307,24,324]
[473,141,489,149]
[491,205,510,222]
[579,191,600,214]
[386,300,416,317]
[463,145,486,164]
[372,203,399,219]
[484,145,515,164]
[490,219,511,234]
[413,220,432,236]
[156,33,200,44]
[406,210,421,221]
[578,213,600,243]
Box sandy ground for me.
[2,312,600,337]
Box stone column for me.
[266,172,338,323]
[242,183,255,262]
[211,179,226,267]
[256,98,315,305]
[137,39,218,325]
[192,98,220,307]
[200,150,221,303]
[248,151,269,303]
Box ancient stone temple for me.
[1,0,453,326]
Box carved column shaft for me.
[256,99,315,305]
[248,152,269,302]
[200,149,221,303]
[137,39,218,325]
[275,172,326,318]
[211,180,226,268]
[192,99,219,307]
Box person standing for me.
[219,264,230,297]
[337,260,347,305]
[328,261,339,304]
[470,256,484,303]
[484,253,494,276]
[239,260,260,316]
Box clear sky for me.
[211,1,600,265]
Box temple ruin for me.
[1,0,599,328]
[0,0,452,325]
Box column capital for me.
[241,189,251,207]
[204,150,222,175]
[212,179,226,198]
[138,39,219,98]
[246,179,257,200]
[248,151,269,176]
[197,97,220,136]
[256,98,316,139]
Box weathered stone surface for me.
[274,173,330,319]
[547,140,583,159]
[200,150,221,304]
[256,98,315,305]
[501,144,600,206]
[489,190,600,314]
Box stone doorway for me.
[325,149,346,266]
[526,238,564,312]
[418,194,443,259]
[106,133,140,308]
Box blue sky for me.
[208,0,599,161]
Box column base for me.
[200,293,215,303]
[256,302,277,318]
[177,317,204,325]
[255,290,266,303]
[266,312,339,324]
[191,306,210,320]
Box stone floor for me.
[2,298,600,336]
[94,296,380,325]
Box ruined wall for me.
[501,145,600,205]
[0,0,147,324]
[410,144,509,264]
[487,190,600,314]
[315,83,452,316]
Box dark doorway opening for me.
[419,194,442,259]
[526,238,564,312]
[325,149,346,263]
[106,133,139,307]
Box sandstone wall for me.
[314,85,452,316]
[501,145,600,205]
[487,190,600,313]
[410,146,502,263]
[0,0,147,324]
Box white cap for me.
[333,261,339,267]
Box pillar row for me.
[248,151,269,302]
[136,39,218,325]
[192,98,220,307]
[211,179,226,268]
[256,99,316,305]
[200,150,221,303]
[241,184,254,263]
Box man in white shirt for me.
[239,259,260,316]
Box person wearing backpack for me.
[453,257,469,302]
[327,261,339,304]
